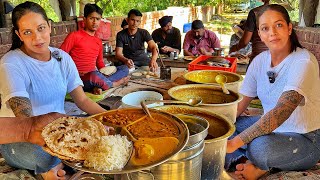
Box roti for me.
[42,116,108,161]
[100,66,117,76]
[132,72,142,77]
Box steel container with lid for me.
[155,105,235,180]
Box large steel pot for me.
[168,84,242,123]
[155,106,235,180]
[184,70,243,93]
[122,111,209,180]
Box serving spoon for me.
[215,74,230,94]
[140,101,154,118]
[145,97,203,106]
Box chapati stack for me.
[42,116,108,161]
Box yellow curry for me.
[131,137,179,165]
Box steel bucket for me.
[201,113,235,180]
[154,106,235,180]
[122,113,209,180]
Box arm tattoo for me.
[8,97,33,118]
[239,90,304,144]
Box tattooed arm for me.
[8,97,33,117]
[227,90,304,153]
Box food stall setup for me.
[56,55,247,179]
[45,56,248,180]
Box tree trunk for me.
[58,0,72,21]
[299,0,319,27]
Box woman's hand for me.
[226,136,244,153]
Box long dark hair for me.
[10,1,49,50]
[256,4,303,52]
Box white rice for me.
[84,135,132,171]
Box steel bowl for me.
[167,84,242,123]
[183,70,243,92]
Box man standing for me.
[61,4,129,95]
[183,20,221,56]
[115,9,159,71]
[152,16,181,55]
[229,0,269,63]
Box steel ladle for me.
[145,97,203,106]
[215,74,230,94]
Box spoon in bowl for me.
[140,100,153,118]
[145,97,203,106]
[215,74,230,94]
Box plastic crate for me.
[188,55,237,72]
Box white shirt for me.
[240,48,320,133]
[0,47,83,116]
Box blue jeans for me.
[225,116,320,171]
[0,142,61,174]
[81,65,129,92]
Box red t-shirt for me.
[60,30,105,73]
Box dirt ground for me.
[204,13,248,54]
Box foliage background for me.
[8,0,300,22]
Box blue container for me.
[183,23,192,33]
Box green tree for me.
[9,0,60,22]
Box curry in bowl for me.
[168,84,239,105]
[184,70,243,84]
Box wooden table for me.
[160,58,190,68]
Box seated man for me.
[183,20,221,56]
[152,16,181,55]
[115,9,158,71]
[60,4,129,95]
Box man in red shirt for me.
[61,4,129,94]
[183,20,221,56]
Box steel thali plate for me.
[63,108,189,174]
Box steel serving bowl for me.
[64,108,189,174]
[154,105,235,141]
[167,84,243,123]
[184,70,243,92]
[168,84,241,106]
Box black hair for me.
[84,3,103,17]
[10,1,49,50]
[127,9,142,18]
[191,20,204,30]
[239,19,246,30]
[121,18,128,28]
[256,4,303,52]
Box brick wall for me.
[295,27,320,68]
[0,21,77,57]
[0,6,214,58]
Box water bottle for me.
[170,52,174,60]
[174,51,178,60]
